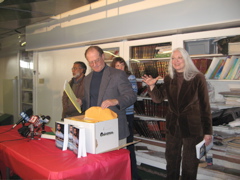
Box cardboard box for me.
[64,115,119,154]
[229,42,240,55]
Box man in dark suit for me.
[81,46,137,145]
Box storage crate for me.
[184,39,217,55]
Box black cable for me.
[0,127,13,134]
[0,137,27,143]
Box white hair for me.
[168,47,200,81]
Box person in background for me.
[110,57,140,180]
[62,61,87,120]
[80,46,137,147]
[142,47,212,180]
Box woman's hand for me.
[142,75,161,90]
[204,134,212,146]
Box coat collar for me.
[169,75,192,113]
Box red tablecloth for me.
[0,125,131,180]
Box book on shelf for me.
[225,57,240,80]
[229,58,240,80]
[154,45,171,58]
[196,138,213,159]
[219,91,240,97]
[138,99,168,118]
[133,118,146,137]
[55,121,68,151]
[219,90,240,105]
[146,120,162,140]
[219,56,235,79]
[226,138,240,156]
[192,58,212,74]
[233,65,240,80]
[209,58,226,79]
[213,59,226,79]
[133,118,166,141]
[224,97,240,105]
[138,119,151,138]
[131,45,157,59]
[134,101,145,115]
[205,57,224,79]
[72,126,87,158]
[130,61,169,79]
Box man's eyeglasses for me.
[71,67,82,70]
[88,58,101,65]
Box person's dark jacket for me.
[62,77,84,119]
[148,73,212,138]
[83,66,137,140]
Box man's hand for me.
[76,98,82,106]
[101,99,119,109]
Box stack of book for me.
[55,121,87,158]
[205,56,240,80]
[134,100,168,118]
[219,90,240,106]
[226,138,240,156]
[130,61,169,78]
[131,45,157,59]
[133,118,166,141]
[131,43,171,59]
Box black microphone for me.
[40,115,51,124]
[40,115,51,133]
[12,108,33,129]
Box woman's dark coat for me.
[148,73,212,138]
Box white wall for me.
[26,0,240,51]
[36,47,89,127]
[0,34,20,122]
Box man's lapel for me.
[97,67,111,106]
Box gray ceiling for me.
[0,0,98,39]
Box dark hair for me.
[85,46,104,58]
[74,61,87,74]
[111,57,131,76]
